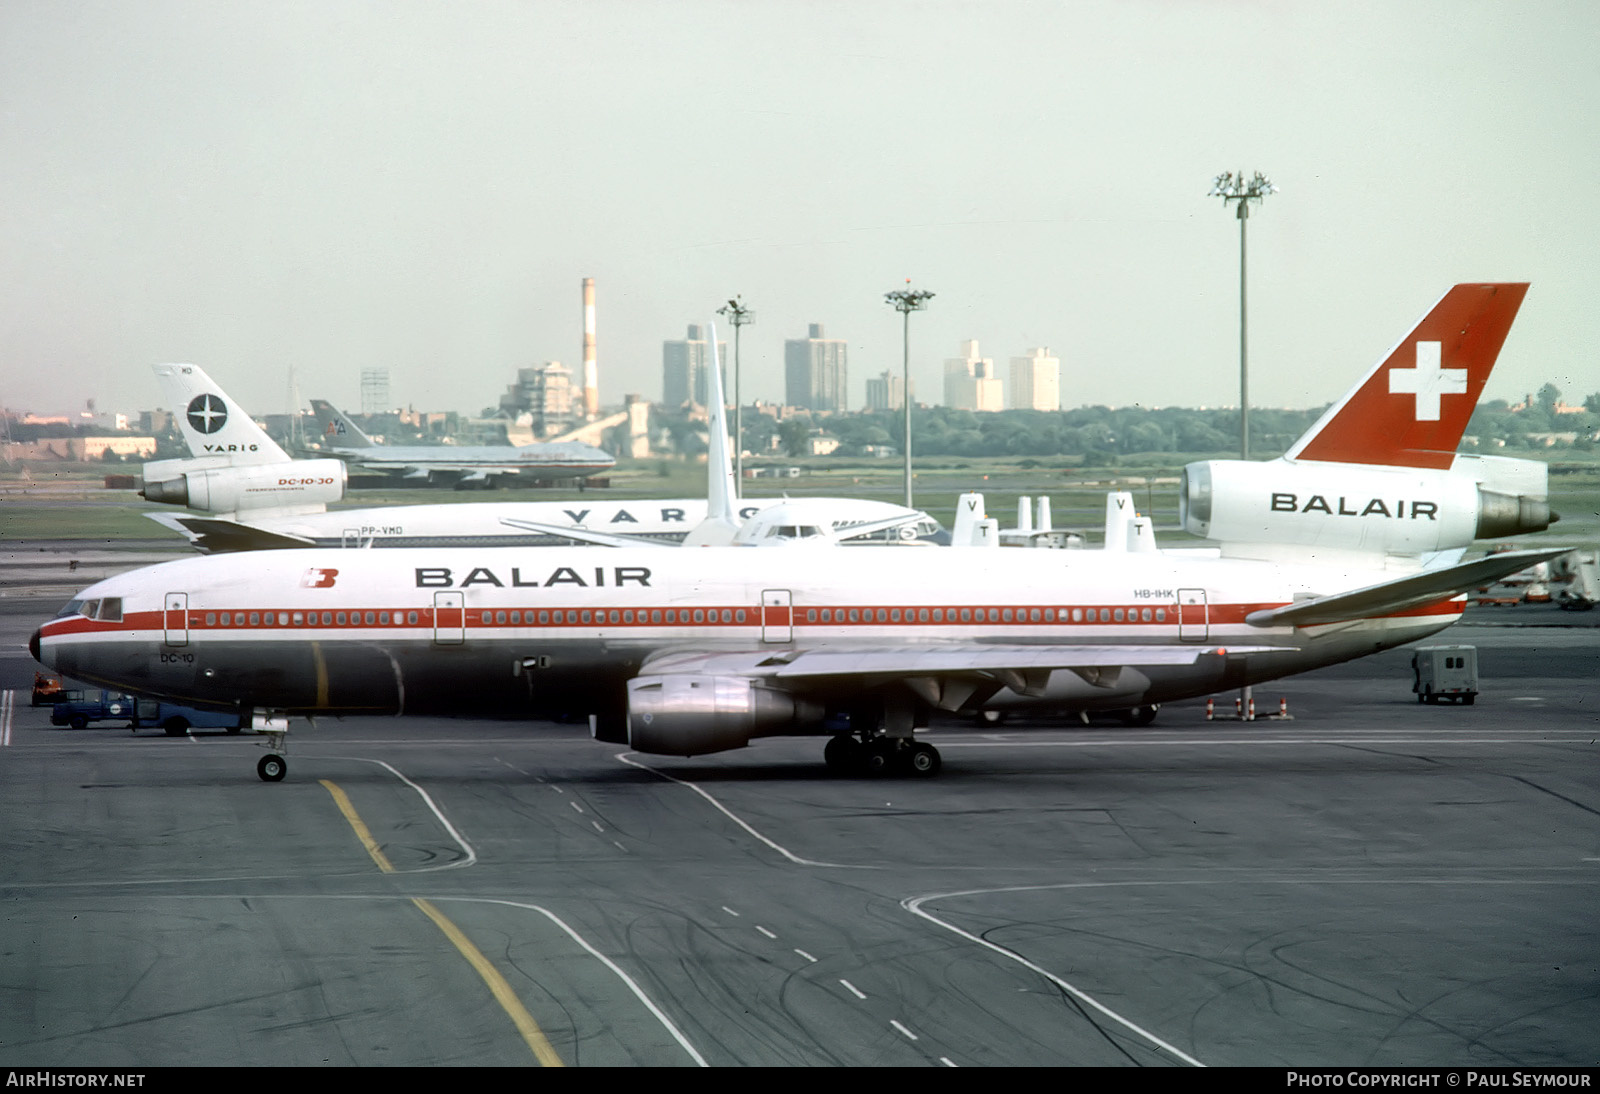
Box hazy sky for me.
[3,1,1596,420]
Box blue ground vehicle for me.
[50,690,135,730]
[130,699,247,736]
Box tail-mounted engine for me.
[1180,454,1552,557]
[625,674,825,756]
[140,459,347,515]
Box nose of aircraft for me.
[29,627,43,664]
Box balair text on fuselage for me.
[414,564,653,589]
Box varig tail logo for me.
[186,394,228,435]
[300,568,339,589]
[1388,341,1466,422]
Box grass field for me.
[2,456,1596,549]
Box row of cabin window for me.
[196,605,1171,629]
[480,608,749,625]
[804,606,1170,624]
[204,610,421,627]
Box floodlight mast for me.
[1208,170,1277,460]
[885,283,934,508]
[716,296,754,484]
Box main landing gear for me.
[823,733,942,777]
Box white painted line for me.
[618,753,868,869]
[794,949,817,963]
[345,758,478,872]
[457,897,709,1067]
[722,906,740,917]
[611,841,628,853]
[569,801,585,815]
[755,925,776,940]
[890,1019,918,1041]
[591,821,604,833]
[906,887,1205,1068]
[1,690,13,747]
[839,979,866,1000]
[940,1057,957,1067]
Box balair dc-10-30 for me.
[33,284,1561,781]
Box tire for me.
[68,714,88,730]
[824,735,860,773]
[163,717,189,737]
[907,742,941,777]
[257,755,287,782]
[861,741,895,777]
[976,709,1006,726]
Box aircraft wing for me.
[1244,546,1572,628]
[499,517,679,548]
[639,643,1294,705]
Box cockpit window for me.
[55,599,84,619]
[99,597,123,622]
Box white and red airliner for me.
[34,284,1561,781]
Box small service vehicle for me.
[50,690,136,729]
[1411,645,1478,705]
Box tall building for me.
[360,368,391,415]
[785,323,849,412]
[663,324,725,407]
[1010,347,1061,411]
[496,362,576,438]
[943,340,1003,411]
[865,370,910,412]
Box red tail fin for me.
[1285,283,1528,469]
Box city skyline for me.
[3,3,1596,420]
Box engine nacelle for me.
[140,459,347,514]
[1180,457,1551,557]
[625,674,825,756]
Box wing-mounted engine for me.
[1180,455,1552,558]
[625,674,826,756]
[140,458,347,516]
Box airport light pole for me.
[885,283,934,508]
[716,296,754,484]
[1208,170,1277,460]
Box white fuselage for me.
[34,545,1462,724]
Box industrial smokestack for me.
[582,277,599,420]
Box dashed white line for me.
[839,979,866,1000]
[890,1019,919,1041]
[569,801,584,815]
[794,949,817,963]
[939,1057,958,1067]
[722,906,741,917]
[755,925,776,940]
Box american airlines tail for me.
[153,364,290,465]
[309,399,378,448]
[1284,282,1529,469]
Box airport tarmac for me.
[1,583,1596,1066]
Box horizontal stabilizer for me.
[1245,547,1571,628]
[145,512,315,553]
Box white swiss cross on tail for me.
[1387,341,1467,422]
